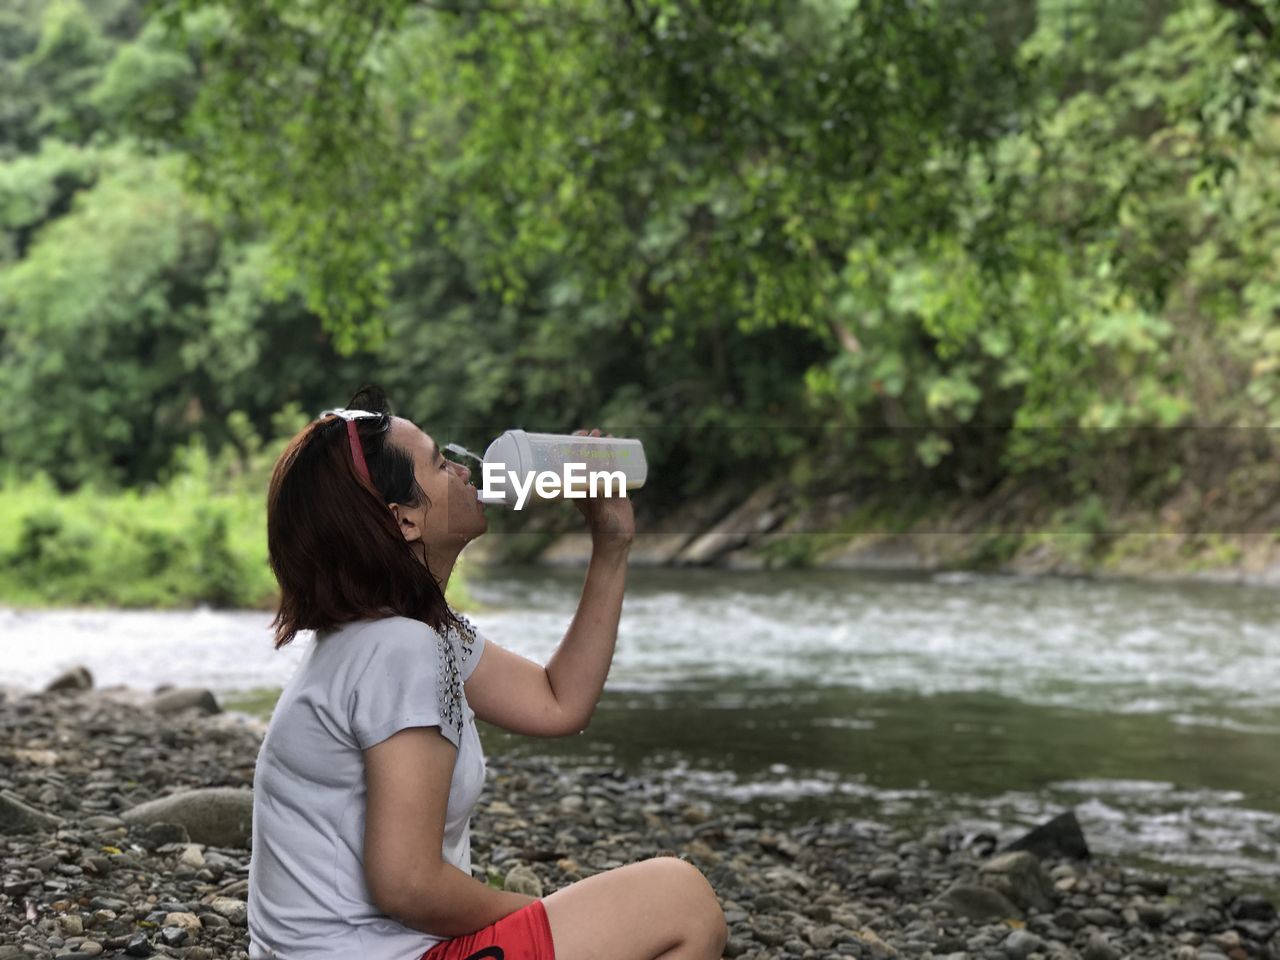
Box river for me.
[3,566,1278,890]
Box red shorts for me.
[419,900,555,960]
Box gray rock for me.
[1134,901,1168,927]
[1004,929,1044,959]
[980,851,1054,914]
[933,883,1023,922]
[146,689,221,716]
[141,822,190,849]
[120,788,252,848]
[503,864,543,897]
[1080,907,1120,926]
[209,897,247,926]
[158,926,188,947]
[1228,894,1276,923]
[868,867,899,889]
[45,666,93,692]
[1005,810,1090,861]
[1082,932,1120,960]
[806,925,840,950]
[1053,907,1084,930]
[0,789,66,835]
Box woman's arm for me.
[364,727,534,936]
[465,487,634,737]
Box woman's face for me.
[387,417,487,553]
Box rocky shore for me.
[2,674,1277,960]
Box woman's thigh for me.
[541,857,726,960]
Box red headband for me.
[346,420,371,482]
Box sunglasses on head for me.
[319,408,382,482]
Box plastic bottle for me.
[475,430,647,508]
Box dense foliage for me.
[1,0,1278,531]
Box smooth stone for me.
[868,867,899,889]
[980,851,1054,914]
[146,688,221,717]
[120,788,252,848]
[1228,894,1276,923]
[1080,907,1120,926]
[503,864,543,898]
[1082,932,1120,960]
[806,925,839,950]
[1004,929,1044,959]
[1135,902,1168,927]
[933,883,1023,922]
[55,916,84,937]
[208,897,247,926]
[45,667,93,692]
[162,913,202,933]
[141,822,190,849]
[0,789,66,835]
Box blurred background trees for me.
[1,0,1277,603]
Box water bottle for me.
[473,430,647,509]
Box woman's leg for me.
[541,857,727,960]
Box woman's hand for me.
[571,428,635,552]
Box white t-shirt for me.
[248,614,488,960]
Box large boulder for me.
[1005,810,1090,860]
[121,788,253,849]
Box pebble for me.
[1004,929,1044,958]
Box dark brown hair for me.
[266,385,462,648]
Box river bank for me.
[2,679,1278,960]
[513,482,1280,588]
[2,468,1277,616]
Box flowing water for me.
[3,566,1278,890]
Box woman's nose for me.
[455,462,471,483]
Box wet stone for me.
[122,934,153,957]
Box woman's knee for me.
[645,858,727,950]
[543,856,726,960]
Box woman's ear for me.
[387,503,423,544]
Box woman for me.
[247,386,726,960]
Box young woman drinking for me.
[247,386,726,960]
